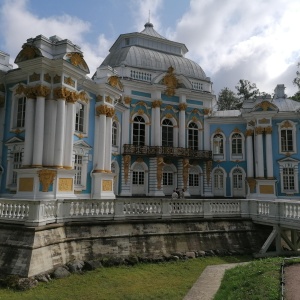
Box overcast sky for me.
[0,0,299,97]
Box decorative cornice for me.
[281,120,292,128]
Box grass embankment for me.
[0,256,249,300]
[214,257,282,300]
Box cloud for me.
[0,0,111,76]
[168,0,300,95]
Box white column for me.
[95,105,107,172]
[152,100,162,146]
[265,127,273,178]
[54,98,66,168]
[32,96,45,167]
[23,97,35,167]
[43,99,57,166]
[255,127,264,178]
[122,97,131,147]
[64,97,76,169]
[178,97,186,148]
[104,108,114,172]
[246,129,254,178]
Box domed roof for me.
[100,23,208,81]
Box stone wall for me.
[0,218,271,277]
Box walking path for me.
[184,262,249,300]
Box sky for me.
[0,0,300,97]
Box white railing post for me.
[56,199,65,223]
[162,199,171,219]
[114,199,125,220]
[203,200,212,218]
[25,200,46,226]
[240,199,250,218]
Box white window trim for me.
[112,120,121,154]
[161,116,178,147]
[5,138,24,191]
[229,167,246,197]
[130,161,149,195]
[278,158,299,194]
[211,132,226,161]
[230,132,245,161]
[10,84,27,132]
[277,120,297,155]
[131,113,150,146]
[187,121,203,150]
[212,167,227,197]
[74,98,90,138]
[73,141,91,191]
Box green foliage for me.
[235,79,259,101]
[289,91,300,102]
[217,87,241,110]
[0,256,250,300]
[214,257,282,300]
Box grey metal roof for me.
[272,98,300,112]
[100,45,207,80]
[140,22,166,39]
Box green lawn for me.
[0,256,250,300]
[214,257,283,300]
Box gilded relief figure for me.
[182,158,191,190]
[157,156,165,190]
[123,155,131,184]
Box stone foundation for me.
[0,218,271,277]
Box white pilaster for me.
[104,111,113,172]
[23,97,35,166]
[265,128,273,178]
[255,128,264,178]
[64,100,76,169]
[96,113,106,171]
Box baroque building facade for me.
[0,23,299,200]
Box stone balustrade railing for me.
[0,198,300,228]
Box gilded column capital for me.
[245,129,254,137]
[255,127,264,134]
[66,91,79,103]
[96,104,108,116]
[34,85,50,98]
[152,100,162,108]
[38,169,56,192]
[265,126,272,134]
[106,107,115,118]
[78,91,89,103]
[96,95,103,102]
[124,96,132,105]
[24,87,36,99]
[15,84,27,96]
[203,108,211,115]
[178,103,187,111]
[53,87,70,100]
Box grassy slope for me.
[0,256,249,300]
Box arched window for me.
[162,119,173,147]
[231,133,242,155]
[188,122,198,150]
[214,169,224,189]
[133,116,145,146]
[213,134,224,155]
[232,168,243,189]
[112,121,118,146]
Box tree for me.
[293,62,300,90]
[217,87,241,110]
[290,91,300,102]
[235,79,259,101]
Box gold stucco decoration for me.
[15,44,42,63]
[206,160,212,185]
[96,104,108,116]
[66,91,79,103]
[247,178,256,193]
[163,66,178,97]
[178,103,187,111]
[53,74,61,84]
[215,128,223,134]
[203,108,211,115]
[15,84,27,95]
[124,96,131,105]
[281,120,292,128]
[29,72,40,82]
[105,96,113,104]
[183,158,192,190]
[245,129,254,137]
[255,127,264,134]
[123,155,131,184]
[66,52,89,73]
[53,87,70,99]
[58,178,73,191]
[157,156,165,190]
[265,126,273,134]
[137,109,144,115]
[64,76,75,87]
[96,95,103,102]
[38,169,56,192]
[44,73,51,83]
[102,180,113,191]
[108,75,123,91]
[233,128,241,133]
[106,107,115,118]
[256,101,277,111]
[34,85,50,98]
[258,118,270,124]
[165,113,173,119]
[78,91,89,103]
[152,100,162,108]
[18,178,34,192]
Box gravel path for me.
[284,264,300,300]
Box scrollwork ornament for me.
[38,169,56,192]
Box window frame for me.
[211,132,226,160]
[230,132,244,161]
[188,122,198,150]
[74,99,89,137]
[278,120,297,155]
[278,158,299,194]
[162,118,174,147]
[10,90,27,132]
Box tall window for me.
[162,119,173,147]
[281,129,293,152]
[12,151,22,184]
[189,173,199,186]
[74,154,83,185]
[188,122,198,150]
[283,167,295,191]
[213,134,224,155]
[231,133,242,155]
[133,116,145,146]
[75,104,85,132]
[233,168,243,189]
[112,121,117,146]
[16,97,26,128]
[132,171,144,185]
[214,169,224,189]
[163,172,173,186]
